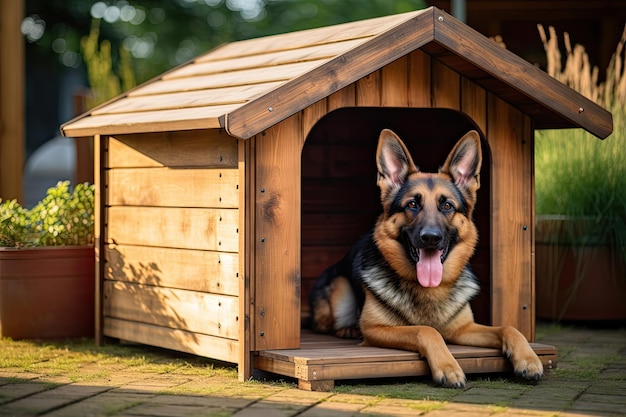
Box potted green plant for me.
[535,25,626,321]
[0,181,95,339]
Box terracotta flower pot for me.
[535,215,626,321]
[0,246,95,339]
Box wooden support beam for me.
[0,0,24,201]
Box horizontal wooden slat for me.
[199,11,425,62]
[169,38,369,80]
[301,355,547,382]
[302,213,374,246]
[107,168,239,208]
[107,131,238,168]
[301,178,379,212]
[298,359,431,381]
[301,245,350,278]
[255,355,298,378]
[301,144,373,178]
[105,244,239,296]
[261,342,420,365]
[103,280,238,339]
[133,61,323,97]
[104,317,238,364]
[107,207,239,252]
[63,105,237,137]
[97,82,284,115]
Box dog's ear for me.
[441,130,482,193]
[376,129,418,192]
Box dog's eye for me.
[406,200,418,210]
[441,201,454,212]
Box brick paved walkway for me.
[1,323,625,417]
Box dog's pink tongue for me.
[417,249,443,287]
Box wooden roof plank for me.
[199,10,428,62]
[166,38,372,80]
[432,9,613,139]
[62,105,238,137]
[92,82,285,116]
[130,60,323,97]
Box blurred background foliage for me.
[24,0,427,85]
[21,0,426,159]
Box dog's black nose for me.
[420,229,442,247]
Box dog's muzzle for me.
[405,229,452,288]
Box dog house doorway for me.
[300,107,492,327]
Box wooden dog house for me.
[61,7,612,390]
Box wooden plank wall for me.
[297,50,534,339]
[101,130,242,363]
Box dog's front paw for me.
[334,326,361,339]
[510,353,543,381]
[502,327,544,381]
[431,362,466,388]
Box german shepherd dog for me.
[309,129,543,388]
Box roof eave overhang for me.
[60,115,224,138]
[430,8,612,139]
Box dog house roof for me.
[61,7,612,140]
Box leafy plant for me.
[0,181,95,248]
[534,25,626,319]
[535,24,626,256]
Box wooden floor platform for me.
[254,330,557,391]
